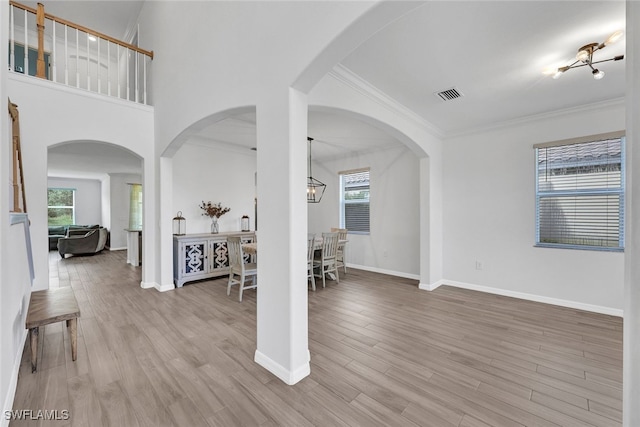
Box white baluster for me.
[107,42,111,96]
[64,25,68,85]
[126,48,130,101]
[23,9,28,76]
[75,28,79,88]
[86,33,90,91]
[97,37,101,93]
[135,51,139,103]
[143,54,147,105]
[52,20,57,82]
[10,5,15,71]
[117,44,121,99]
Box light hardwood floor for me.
[10,250,622,426]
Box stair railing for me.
[8,1,154,105]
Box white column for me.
[418,148,444,290]
[624,1,640,424]
[254,86,309,384]
[158,156,175,291]
[140,153,158,290]
[418,157,432,289]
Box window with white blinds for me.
[535,134,624,251]
[340,169,370,234]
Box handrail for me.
[9,0,153,59]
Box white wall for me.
[172,142,256,234]
[108,173,142,250]
[47,177,102,226]
[309,145,420,277]
[137,1,375,155]
[7,73,154,291]
[443,101,625,313]
[1,2,27,421]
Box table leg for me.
[29,327,39,373]
[69,318,78,361]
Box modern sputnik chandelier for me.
[543,30,624,80]
[307,137,326,203]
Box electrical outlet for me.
[383,251,388,258]
[475,260,484,270]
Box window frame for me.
[339,168,370,235]
[534,132,625,252]
[47,187,76,226]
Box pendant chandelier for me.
[307,137,326,203]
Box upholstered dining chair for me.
[307,234,316,291]
[313,232,339,288]
[227,235,257,302]
[331,227,348,274]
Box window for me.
[47,188,75,226]
[128,184,143,230]
[535,132,624,251]
[340,168,370,233]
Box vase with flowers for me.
[199,201,231,234]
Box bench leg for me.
[29,327,39,373]
[69,318,78,361]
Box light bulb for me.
[605,30,624,46]
[552,70,564,79]
[592,69,605,80]
[576,49,590,62]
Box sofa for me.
[58,227,108,258]
[48,224,100,250]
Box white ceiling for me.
[43,1,627,177]
[341,1,626,135]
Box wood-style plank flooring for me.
[10,250,622,426]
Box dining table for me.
[241,237,346,255]
[241,237,347,261]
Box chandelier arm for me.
[591,56,624,65]
[564,62,589,71]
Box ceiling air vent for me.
[435,87,463,101]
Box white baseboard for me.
[254,350,310,385]
[419,280,445,291]
[346,263,420,280]
[108,247,126,251]
[140,281,175,292]
[438,279,623,317]
[3,330,27,427]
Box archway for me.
[47,140,144,272]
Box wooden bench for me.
[25,287,80,373]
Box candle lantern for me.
[241,215,250,232]
[173,211,186,235]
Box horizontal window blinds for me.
[536,137,624,250]
[341,169,370,233]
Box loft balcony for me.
[7,1,153,105]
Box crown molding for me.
[327,65,625,142]
[327,64,444,138]
[445,97,626,140]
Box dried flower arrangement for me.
[199,201,231,218]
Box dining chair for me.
[307,234,316,291]
[313,232,339,288]
[227,236,257,302]
[331,227,348,274]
